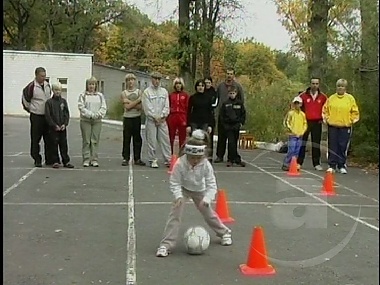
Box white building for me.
[3,50,93,118]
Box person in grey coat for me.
[142,71,172,168]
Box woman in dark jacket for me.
[186,79,215,162]
[204,76,218,161]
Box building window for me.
[138,81,141,89]
[97,80,105,93]
[122,82,126,91]
[144,81,148,88]
[58,78,68,99]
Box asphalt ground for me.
[3,115,379,285]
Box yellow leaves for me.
[235,40,286,88]
[274,0,360,57]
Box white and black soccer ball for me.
[183,226,210,255]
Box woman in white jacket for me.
[156,129,232,257]
[78,77,107,167]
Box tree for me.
[359,0,379,134]
[3,0,39,50]
[178,0,193,86]
[308,0,329,80]
[197,0,242,77]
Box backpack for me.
[21,81,35,113]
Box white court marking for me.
[4,152,23,157]
[268,157,379,203]
[126,161,136,285]
[3,168,37,198]
[3,167,284,175]
[3,201,378,208]
[244,160,379,232]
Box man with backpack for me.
[22,67,54,167]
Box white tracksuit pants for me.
[145,118,172,163]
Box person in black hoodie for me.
[186,79,215,161]
[45,82,74,169]
[204,76,218,161]
[220,85,246,167]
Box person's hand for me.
[207,126,212,134]
[174,197,184,208]
[55,125,61,131]
[60,125,66,131]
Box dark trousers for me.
[216,116,227,159]
[122,116,143,161]
[327,125,351,169]
[50,129,70,165]
[226,128,241,163]
[297,120,322,167]
[209,126,215,159]
[29,113,53,164]
[283,135,302,166]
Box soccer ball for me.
[183,226,210,255]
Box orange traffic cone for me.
[287,156,300,176]
[215,189,235,223]
[321,171,335,196]
[239,226,276,276]
[167,154,178,174]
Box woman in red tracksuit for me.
[167,77,190,154]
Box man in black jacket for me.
[214,67,245,163]
[220,85,246,167]
[45,82,74,168]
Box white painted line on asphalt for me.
[360,217,379,221]
[126,160,137,285]
[3,168,36,198]
[4,167,35,170]
[245,160,379,232]
[3,202,128,206]
[3,154,122,159]
[4,201,377,208]
[215,170,266,174]
[5,152,23,156]
[268,157,379,203]
[258,166,281,169]
[313,194,358,197]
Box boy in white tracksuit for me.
[142,71,172,168]
[156,129,232,257]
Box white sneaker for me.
[221,232,232,246]
[326,167,335,173]
[315,165,323,171]
[339,168,347,174]
[151,160,159,168]
[91,161,99,167]
[156,246,169,257]
[83,161,90,167]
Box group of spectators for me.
[21,67,247,169]
[282,77,359,174]
[21,67,359,175]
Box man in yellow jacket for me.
[282,96,308,171]
[322,78,359,174]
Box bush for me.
[350,122,379,163]
[106,97,124,121]
[106,97,146,122]
[243,79,304,142]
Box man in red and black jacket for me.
[297,77,327,170]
